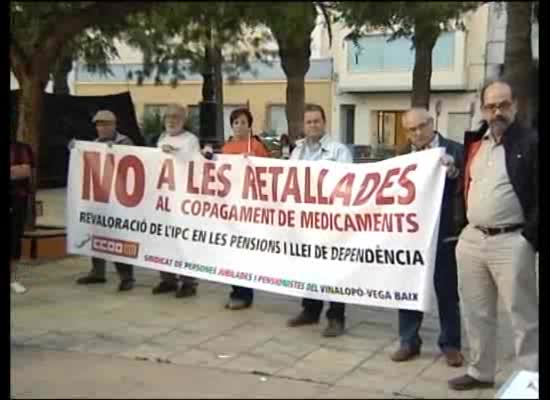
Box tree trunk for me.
[411,31,438,109]
[285,73,306,143]
[53,54,73,94]
[17,76,47,231]
[277,44,311,143]
[504,2,534,128]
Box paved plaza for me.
[11,189,520,398]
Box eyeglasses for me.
[406,120,430,134]
[482,100,513,113]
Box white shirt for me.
[290,133,352,163]
[156,130,200,155]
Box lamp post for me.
[199,45,220,149]
[435,100,442,131]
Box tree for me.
[123,2,275,141]
[10,2,156,157]
[335,2,479,108]
[51,32,121,94]
[10,2,156,229]
[503,2,538,128]
[250,2,330,142]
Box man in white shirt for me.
[150,104,201,298]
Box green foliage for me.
[334,2,480,45]
[123,2,277,85]
[141,110,163,140]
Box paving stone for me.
[277,347,366,384]
[20,331,96,351]
[168,348,235,368]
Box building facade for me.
[73,57,333,141]
[317,5,496,146]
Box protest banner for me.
[67,141,446,311]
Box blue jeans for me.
[398,241,461,351]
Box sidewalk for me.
[10,189,519,398]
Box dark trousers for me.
[90,257,134,282]
[398,241,461,351]
[302,298,345,322]
[10,197,27,261]
[159,272,197,287]
[229,285,253,303]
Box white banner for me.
[67,141,446,311]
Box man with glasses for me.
[448,80,538,391]
[390,108,465,367]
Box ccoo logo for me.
[91,236,139,258]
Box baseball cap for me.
[92,110,116,123]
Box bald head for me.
[401,108,436,150]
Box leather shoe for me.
[287,312,319,327]
[76,276,106,285]
[443,349,464,367]
[448,374,494,391]
[175,284,197,298]
[225,298,252,310]
[118,280,134,292]
[390,345,421,362]
[322,319,345,337]
[152,281,177,295]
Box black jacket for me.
[464,120,538,250]
[397,132,466,244]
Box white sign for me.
[66,142,446,311]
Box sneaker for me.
[322,319,345,337]
[152,281,178,295]
[225,298,252,310]
[11,281,27,294]
[76,276,106,285]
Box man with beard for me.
[448,80,538,391]
[149,104,201,298]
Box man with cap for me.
[74,109,136,291]
[148,103,201,298]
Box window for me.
[447,113,471,143]
[266,104,288,136]
[375,111,408,147]
[348,32,455,73]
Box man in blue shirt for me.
[287,104,353,338]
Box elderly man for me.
[286,104,353,338]
[391,108,465,367]
[149,104,201,298]
[75,110,136,291]
[449,80,538,391]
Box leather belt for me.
[475,224,523,236]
